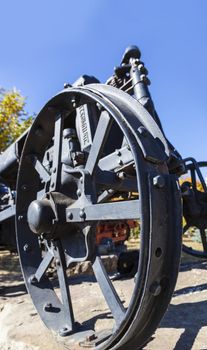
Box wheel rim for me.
[16,85,182,349]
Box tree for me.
[0,88,33,152]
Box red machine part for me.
[96,220,139,245]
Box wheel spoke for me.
[31,156,51,183]
[50,114,64,190]
[92,256,126,326]
[85,111,112,176]
[55,240,75,331]
[34,250,54,282]
[66,199,140,222]
[200,228,207,252]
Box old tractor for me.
[0,45,205,349]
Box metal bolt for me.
[77,189,82,197]
[133,58,139,66]
[67,212,73,220]
[21,184,28,191]
[79,209,86,219]
[64,83,71,88]
[140,74,151,85]
[23,243,30,252]
[71,97,77,108]
[117,172,126,180]
[56,259,60,266]
[116,149,121,156]
[96,103,103,111]
[18,215,24,221]
[118,159,123,166]
[153,175,165,188]
[59,326,70,337]
[44,303,53,311]
[138,64,148,75]
[150,282,162,296]
[137,126,148,137]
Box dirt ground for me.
[1,250,207,350]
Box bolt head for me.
[153,175,165,188]
[116,149,121,156]
[150,282,162,296]
[77,189,82,197]
[64,83,71,88]
[18,215,24,221]
[137,126,148,137]
[79,209,86,219]
[23,243,30,252]
[117,171,126,180]
[44,303,52,311]
[67,212,73,220]
[59,326,70,337]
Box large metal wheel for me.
[16,85,182,349]
[182,160,207,258]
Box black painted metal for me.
[182,159,207,258]
[14,81,182,349]
[2,45,203,348]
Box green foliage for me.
[0,88,33,151]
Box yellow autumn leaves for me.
[0,89,33,152]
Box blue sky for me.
[1,0,207,161]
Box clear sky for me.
[0,0,207,161]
